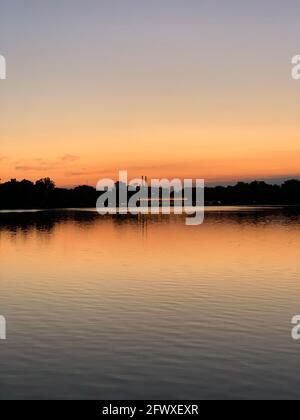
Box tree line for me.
[0,177,300,209]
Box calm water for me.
[1,207,300,400]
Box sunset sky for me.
[1,0,300,187]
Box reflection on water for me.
[1,207,300,399]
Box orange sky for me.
[1,1,300,187]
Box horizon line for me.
[2,175,300,190]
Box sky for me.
[0,0,300,187]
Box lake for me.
[1,207,300,399]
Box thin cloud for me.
[65,169,103,177]
[61,154,80,163]
[15,165,54,172]
[15,155,81,172]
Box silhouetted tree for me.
[35,177,55,192]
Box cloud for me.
[61,154,80,163]
[15,165,53,172]
[15,155,81,172]
[65,171,91,177]
[65,169,103,177]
